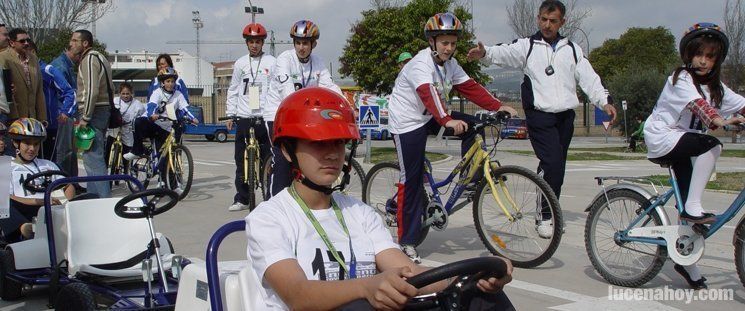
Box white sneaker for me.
[123,152,140,161]
[536,220,553,239]
[228,202,250,212]
[401,244,421,264]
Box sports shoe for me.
[536,220,553,239]
[228,202,250,212]
[401,244,421,264]
[680,211,717,224]
[123,152,141,161]
[673,264,708,290]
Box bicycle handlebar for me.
[218,116,263,122]
[723,123,745,132]
[442,111,512,136]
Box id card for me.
[248,85,261,110]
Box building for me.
[107,50,214,96]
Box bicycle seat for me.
[648,158,675,168]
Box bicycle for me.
[219,115,271,210]
[108,128,126,178]
[262,146,366,200]
[362,111,563,268]
[584,124,745,287]
[127,118,194,200]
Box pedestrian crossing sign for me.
[359,105,380,129]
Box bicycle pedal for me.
[691,224,709,236]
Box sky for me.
[94,0,734,76]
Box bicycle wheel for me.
[585,189,666,287]
[165,145,194,200]
[127,157,150,192]
[246,147,258,210]
[736,218,745,288]
[362,162,429,246]
[337,158,365,200]
[261,155,271,200]
[473,165,562,268]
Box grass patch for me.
[368,147,448,164]
[502,149,645,160]
[642,171,745,192]
[722,149,745,158]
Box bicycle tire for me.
[473,165,562,268]
[166,145,194,200]
[246,147,257,210]
[261,154,271,201]
[585,189,666,287]
[337,158,365,200]
[363,162,429,246]
[734,216,745,288]
[127,157,150,192]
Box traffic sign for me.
[359,105,380,129]
[602,121,611,131]
[621,100,628,111]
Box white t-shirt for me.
[644,71,745,158]
[388,48,470,134]
[263,50,343,121]
[145,89,191,132]
[9,158,62,199]
[107,96,146,146]
[226,53,276,118]
[245,189,399,310]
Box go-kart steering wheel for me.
[22,170,70,193]
[405,257,508,310]
[114,188,179,219]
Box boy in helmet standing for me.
[226,23,276,212]
[388,12,517,262]
[264,20,343,198]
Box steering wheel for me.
[114,188,179,219]
[22,170,70,193]
[405,257,508,310]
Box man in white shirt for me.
[226,23,277,212]
[468,0,616,238]
[264,20,343,198]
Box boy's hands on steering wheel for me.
[476,257,513,293]
[363,266,418,310]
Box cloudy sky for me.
[94,0,733,75]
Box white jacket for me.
[263,50,342,121]
[482,32,609,113]
[226,53,276,118]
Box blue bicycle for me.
[584,127,745,287]
[362,112,563,268]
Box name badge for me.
[248,85,261,110]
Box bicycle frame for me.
[244,125,261,185]
[108,132,123,169]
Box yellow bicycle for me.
[362,111,563,268]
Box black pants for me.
[267,121,293,198]
[233,118,271,205]
[394,112,483,245]
[41,128,57,161]
[648,133,721,204]
[525,109,574,201]
[0,200,40,243]
[338,290,515,311]
[132,117,171,181]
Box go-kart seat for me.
[64,198,174,277]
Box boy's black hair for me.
[8,28,27,41]
[73,29,94,46]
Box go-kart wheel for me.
[55,283,95,311]
[114,188,179,219]
[404,257,508,310]
[22,170,69,193]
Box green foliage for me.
[340,0,488,95]
[36,28,108,64]
[606,64,668,136]
[589,27,679,82]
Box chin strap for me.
[287,141,358,195]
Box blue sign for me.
[359,105,380,129]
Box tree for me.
[36,28,108,64]
[0,0,113,46]
[723,0,745,92]
[340,0,487,95]
[588,27,679,82]
[606,65,668,134]
[506,0,591,44]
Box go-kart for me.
[174,220,510,311]
[0,172,186,310]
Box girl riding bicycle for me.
[644,22,745,289]
[106,82,145,167]
[245,87,514,310]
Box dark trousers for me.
[132,117,170,180]
[338,290,515,311]
[233,118,271,204]
[525,109,575,200]
[0,200,40,243]
[267,121,293,197]
[41,128,57,161]
[648,133,721,204]
[394,112,482,245]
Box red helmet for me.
[242,23,267,39]
[273,87,359,143]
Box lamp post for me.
[245,0,264,24]
[82,0,106,37]
[192,11,204,84]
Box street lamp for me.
[192,11,204,84]
[245,0,264,24]
[82,0,106,37]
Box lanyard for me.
[299,60,313,88]
[433,61,451,104]
[288,184,357,279]
[248,54,263,86]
